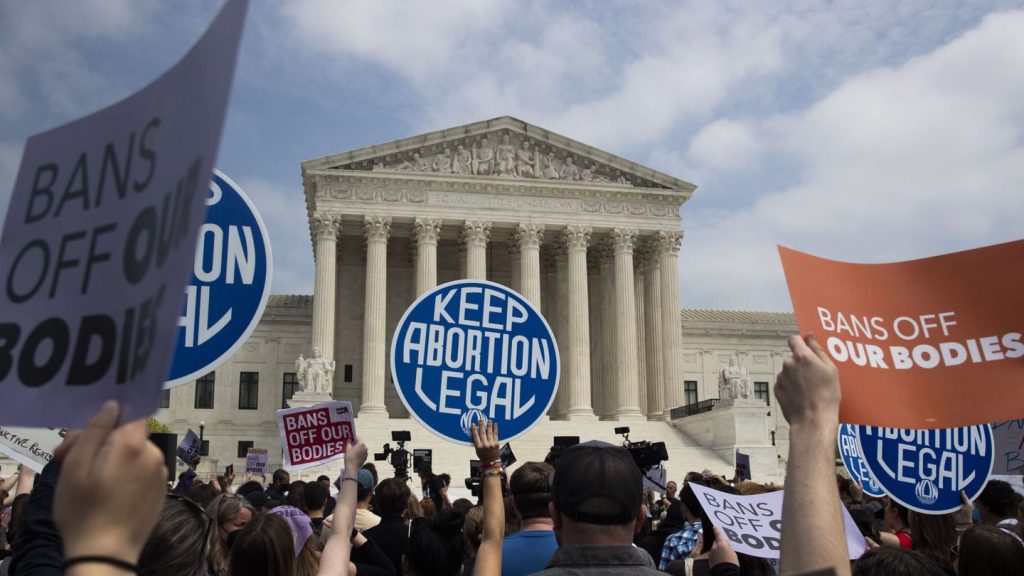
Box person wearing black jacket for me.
[364,478,413,572]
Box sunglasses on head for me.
[166,492,217,575]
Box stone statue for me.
[580,164,594,181]
[719,357,751,400]
[516,141,538,178]
[295,347,335,395]
[496,134,516,176]
[452,145,472,175]
[539,152,559,179]
[397,152,430,172]
[432,147,453,173]
[472,138,494,175]
[560,155,580,181]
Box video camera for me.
[615,427,669,474]
[543,436,580,466]
[374,430,412,480]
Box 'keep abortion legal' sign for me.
[857,424,993,514]
[779,241,1024,429]
[166,170,272,388]
[391,280,559,445]
[0,0,248,427]
[276,400,355,470]
[838,424,885,498]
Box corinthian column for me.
[552,238,569,418]
[611,228,643,420]
[634,243,648,417]
[463,220,491,280]
[311,213,342,364]
[413,218,442,297]
[644,246,665,419]
[361,215,392,416]
[587,253,603,419]
[598,240,615,418]
[506,241,521,293]
[564,226,596,420]
[657,230,685,416]
[513,223,544,307]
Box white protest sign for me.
[176,429,202,465]
[246,447,268,476]
[643,467,668,493]
[0,426,66,472]
[992,419,1024,475]
[689,483,866,560]
[0,0,248,427]
[276,400,355,470]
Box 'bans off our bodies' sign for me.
[391,280,559,445]
[276,401,355,470]
[857,424,993,514]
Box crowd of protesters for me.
[1,334,1023,575]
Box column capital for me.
[463,220,492,247]
[363,215,392,242]
[513,222,545,249]
[506,240,521,259]
[594,237,616,262]
[413,217,442,244]
[564,225,592,252]
[610,228,639,254]
[655,230,684,255]
[311,213,342,241]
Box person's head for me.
[246,491,273,514]
[665,480,678,499]
[405,508,465,576]
[421,498,437,519]
[286,481,308,512]
[228,514,295,576]
[909,510,956,570]
[190,456,201,470]
[206,493,255,545]
[304,481,329,514]
[451,498,474,517]
[356,468,375,504]
[316,475,331,490]
[549,441,644,546]
[956,524,1024,576]
[237,480,263,498]
[852,546,946,576]
[885,498,910,529]
[363,463,379,486]
[188,483,219,508]
[975,480,1021,523]
[659,501,686,534]
[272,468,290,489]
[418,463,433,480]
[375,477,411,516]
[462,506,484,557]
[510,462,553,521]
[138,495,214,576]
[268,506,315,558]
[679,481,705,524]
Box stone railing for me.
[668,399,720,419]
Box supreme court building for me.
[150,117,798,482]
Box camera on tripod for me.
[374,430,412,480]
[615,427,669,474]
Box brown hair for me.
[957,524,1024,576]
[420,498,438,519]
[909,511,955,571]
[510,462,553,520]
[228,514,295,576]
[462,506,484,555]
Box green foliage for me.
[147,417,171,434]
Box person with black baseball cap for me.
[529,440,662,575]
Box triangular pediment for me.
[302,116,694,192]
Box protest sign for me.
[245,447,268,476]
[276,400,355,470]
[735,450,752,481]
[0,0,248,427]
[837,424,885,497]
[176,429,202,465]
[689,483,866,560]
[778,241,1024,429]
[0,426,65,472]
[391,280,559,445]
[500,442,517,468]
[857,424,993,514]
[992,419,1024,475]
[413,449,432,474]
[643,467,668,493]
[166,170,272,388]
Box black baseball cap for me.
[551,441,643,525]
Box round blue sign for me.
[837,424,885,498]
[857,424,993,514]
[165,170,272,388]
[391,280,559,445]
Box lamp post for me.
[199,421,206,456]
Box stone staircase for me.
[292,416,733,501]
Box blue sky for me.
[2,0,1023,311]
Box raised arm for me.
[318,435,368,575]
[775,334,849,576]
[472,420,505,576]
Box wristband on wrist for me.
[482,469,502,478]
[63,556,139,574]
[342,476,360,485]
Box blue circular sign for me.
[857,424,993,514]
[165,170,272,388]
[391,280,559,445]
[837,424,885,498]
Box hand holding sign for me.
[775,334,841,431]
[54,400,167,564]
[344,435,368,472]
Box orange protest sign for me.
[779,240,1024,429]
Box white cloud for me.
[235,177,315,295]
[687,119,763,173]
[680,10,1024,310]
